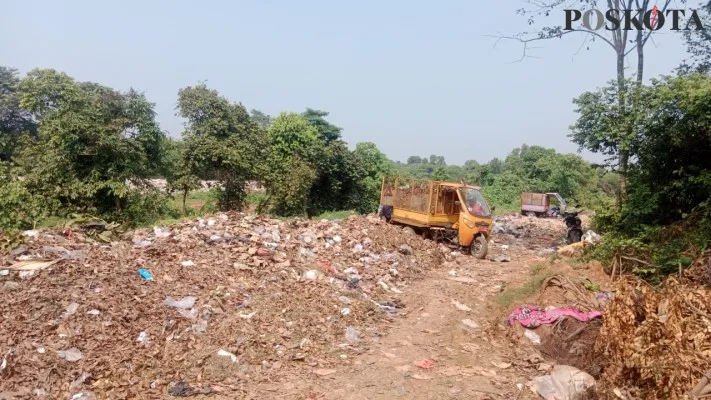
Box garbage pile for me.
[491,215,569,257]
[595,259,711,399]
[0,213,443,398]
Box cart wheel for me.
[526,212,536,218]
[470,235,488,259]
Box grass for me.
[496,264,555,308]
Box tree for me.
[177,84,265,210]
[250,109,272,128]
[15,69,168,217]
[263,112,322,216]
[351,142,393,213]
[0,66,36,161]
[495,0,687,203]
[432,165,449,181]
[407,155,423,164]
[679,1,711,74]
[301,108,341,144]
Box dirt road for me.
[250,255,547,400]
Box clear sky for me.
[0,0,696,165]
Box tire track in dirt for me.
[259,258,541,400]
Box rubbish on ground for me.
[167,381,212,397]
[448,270,457,277]
[493,255,511,263]
[217,350,238,363]
[595,291,614,306]
[8,259,61,271]
[340,308,351,316]
[57,348,83,362]
[338,296,352,304]
[136,331,149,343]
[23,230,39,237]
[345,327,360,344]
[71,392,97,400]
[399,244,413,255]
[414,359,436,369]
[239,312,255,319]
[451,299,472,312]
[501,245,509,251]
[18,270,34,280]
[181,260,195,267]
[303,270,320,281]
[530,365,595,400]
[524,329,541,345]
[153,227,171,238]
[164,296,197,309]
[63,303,79,318]
[462,319,480,329]
[0,270,8,276]
[507,306,602,328]
[138,268,153,280]
[582,230,601,245]
[313,368,337,376]
[557,242,586,257]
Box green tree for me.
[16,69,168,217]
[351,142,393,213]
[263,112,322,216]
[176,83,265,210]
[0,66,36,161]
[250,109,272,128]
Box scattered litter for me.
[340,308,351,316]
[530,365,595,400]
[303,270,320,281]
[582,230,601,245]
[138,268,153,280]
[18,270,34,280]
[448,270,457,277]
[217,349,238,363]
[239,312,256,319]
[0,270,8,276]
[507,306,602,328]
[462,319,480,329]
[399,244,413,255]
[8,259,61,271]
[23,230,39,237]
[167,380,212,397]
[164,296,197,309]
[414,359,436,369]
[493,255,511,263]
[524,329,541,345]
[153,227,171,238]
[63,303,79,318]
[501,245,509,251]
[71,392,97,400]
[181,260,195,267]
[345,327,360,344]
[70,372,91,390]
[57,348,83,362]
[451,299,471,312]
[136,331,149,343]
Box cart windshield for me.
[458,187,491,218]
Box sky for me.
[0,0,698,165]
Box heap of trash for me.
[0,213,443,398]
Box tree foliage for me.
[176,84,266,210]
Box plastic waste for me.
[217,349,238,363]
[164,296,197,309]
[181,260,195,267]
[345,327,360,344]
[153,227,171,238]
[530,365,595,400]
[136,331,149,343]
[525,329,541,345]
[303,270,320,281]
[192,320,208,333]
[340,308,351,316]
[178,308,199,320]
[138,269,153,280]
[582,230,602,245]
[71,392,97,400]
[57,347,83,362]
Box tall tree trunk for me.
[616,51,628,210]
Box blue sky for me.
[0,0,696,165]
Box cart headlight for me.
[463,218,475,228]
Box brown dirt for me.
[0,214,610,399]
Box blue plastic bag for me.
[138,268,153,280]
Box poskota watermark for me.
[564,6,705,31]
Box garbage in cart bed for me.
[378,176,493,259]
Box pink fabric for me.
[507,306,602,328]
